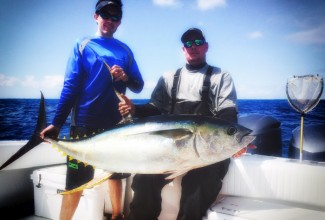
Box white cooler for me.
[30,165,126,220]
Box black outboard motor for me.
[288,124,325,162]
[239,114,282,157]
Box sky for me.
[0,0,324,99]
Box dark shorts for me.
[65,126,130,190]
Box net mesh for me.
[286,74,323,114]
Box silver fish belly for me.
[46,115,255,178]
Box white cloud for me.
[0,74,64,98]
[21,75,39,88]
[0,74,18,86]
[247,31,263,39]
[153,0,181,7]
[197,0,227,10]
[152,0,227,10]
[19,75,63,89]
[41,75,64,89]
[286,23,325,44]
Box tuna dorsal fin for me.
[60,172,112,195]
[150,129,193,141]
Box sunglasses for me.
[99,11,121,22]
[183,39,206,48]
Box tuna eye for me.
[227,127,237,135]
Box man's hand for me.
[40,125,60,140]
[111,65,128,82]
[118,94,135,117]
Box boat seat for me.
[157,154,325,219]
[204,196,325,220]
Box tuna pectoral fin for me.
[150,129,193,140]
[60,172,112,195]
[0,92,46,170]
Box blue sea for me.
[0,99,324,158]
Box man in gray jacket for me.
[119,27,238,220]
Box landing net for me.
[286,74,324,161]
[286,74,323,114]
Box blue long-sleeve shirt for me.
[52,36,144,128]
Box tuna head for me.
[193,117,255,163]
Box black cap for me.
[181,28,205,43]
[95,0,123,13]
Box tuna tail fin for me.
[0,92,47,170]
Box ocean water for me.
[0,99,324,158]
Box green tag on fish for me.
[68,162,78,169]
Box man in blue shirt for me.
[40,1,143,219]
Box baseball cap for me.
[95,0,123,13]
[181,28,205,43]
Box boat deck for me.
[2,141,325,220]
